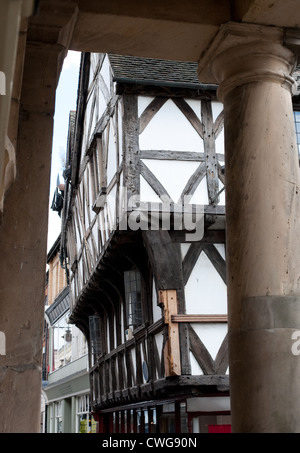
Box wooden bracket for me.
[159,289,181,377]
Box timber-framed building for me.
[60,53,230,433]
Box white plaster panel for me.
[218,181,226,205]
[140,174,162,203]
[96,81,108,122]
[215,128,224,156]
[131,347,137,385]
[211,101,223,123]
[185,99,201,118]
[91,221,99,256]
[81,93,92,155]
[154,332,164,364]
[141,159,200,203]
[100,54,112,95]
[189,175,209,205]
[181,243,191,260]
[107,118,117,184]
[107,184,117,233]
[138,95,155,117]
[214,243,226,260]
[191,323,227,360]
[185,251,227,314]
[152,278,161,323]
[190,351,204,375]
[139,99,204,152]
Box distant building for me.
[42,235,93,433]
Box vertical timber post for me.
[159,290,181,377]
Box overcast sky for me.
[47,51,81,252]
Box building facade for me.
[42,235,93,433]
[60,52,300,434]
[60,53,230,433]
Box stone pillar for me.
[198,22,300,432]
[0,3,78,433]
[0,42,61,434]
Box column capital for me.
[198,21,297,102]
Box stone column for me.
[198,22,300,432]
[0,42,63,434]
[0,3,78,433]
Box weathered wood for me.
[98,72,111,104]
[180,161,207,200]
[203,243,227,284]
[214,333,228,375]
[86,93,97,148]
[123,94,140,196]
[182,242,203,285]
[152,374,229,390]
[172,97,204,138]
[212,109,224,139]
[140,160,171,201]
[135,341,143,385]
[188,324,215,375]
[217,161,226,185]
[172,314,227,322]
[140,150,205,161]
[148,332,163,379]
[139,96,168,134]
[116,82,218,100]
[170,228,225,243]
[201,100,219,205]
[71,52,90,188]
[142,230,183,289]
[77,96,120,186]
[159,290,181,376]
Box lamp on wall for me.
[64,328,72,342]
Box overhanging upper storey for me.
[60,53,226,312]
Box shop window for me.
[124,270,143,330]
[77,394,96,433]
[49,404,54,433]
[55,401,62,433]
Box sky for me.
[47,50,81,252]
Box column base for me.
[229,296,300,433]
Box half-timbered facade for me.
[60,52,229,433]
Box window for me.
[89,314,102,365]
[50,313,72,372]
[49,404,54,433]
[76,394,97,433]
[124,270,143,330]
[55,401,62,433]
